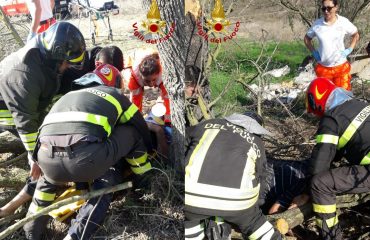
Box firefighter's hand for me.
[288,194,310,210]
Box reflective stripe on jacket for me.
[185,118,265,216]
[310,99,370,175]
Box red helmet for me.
[306,77,337,117]
[93,64,122,88]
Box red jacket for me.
[123,50,170,123]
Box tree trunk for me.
[155,0,186,171]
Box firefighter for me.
[306,77,370,239]
[23,64,153,239]
[59,45,124,94]
[184,112,283,240]
[122,48,171,124]
[0,21,85,186]
[0,46,124,220]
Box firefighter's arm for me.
[0,71,41,152]
[309,117,339,176]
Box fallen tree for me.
[230,192,370,239]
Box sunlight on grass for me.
[210,39,310,115]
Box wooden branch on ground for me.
[0,131,23,154]
[229,193,370,239]
[0,181,132,240]
[268,193,370,234]
[0,152,27,168]
[0,210,26,225]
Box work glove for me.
[311,50,321,62]
[341,47,353,58]
[26,32,36,43]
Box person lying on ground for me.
[259,159,309,215]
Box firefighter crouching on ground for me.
[0,21,85,208]
[23,64,153,239]
[123,48,171,124]
[184,112,283,240]
[306,77,370,239]
[0,46,124,219]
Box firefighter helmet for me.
[306,77,337,117]
[93,64,122,88]
[243,111,264,126]
[40,22,86,63]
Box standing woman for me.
[304,0,359,91]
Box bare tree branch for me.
[0,182,132,240]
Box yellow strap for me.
[69,51,85,63]
[42,111,112,136]
[126,153,148,166]
[185,129,219,178]
[313,203,336,213]
[131,162,152,175]
[185,192,259,212]
[0,118,15,125]
[28,202,44,214]
[34,189,56,202]
[19,132,38,143]
[316,134,338,145]
[23,141,36,151]
[78,88,123,118]
[360,152,370,165]
[119,104,139,123]
[316,215,339,228]
[338,105,370,149]
[0,110,12,117]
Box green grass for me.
[210,39,310,115]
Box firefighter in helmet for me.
[23,64,153,239]
[184,112,283,240]
[0,21,86,187]
[306,77,370,239]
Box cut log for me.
[267,192,370,234]
[0,131,23,154]
[230,193,370,238]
